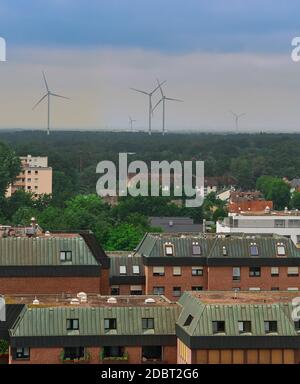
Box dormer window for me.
[60,251,72,262]
[192,242,201,255]
[212,321,225,334]
[67,319,79,331]
[264,321,277,334]
[164,243,174,256]
[120,265,127,275]
[222,246,227,256]
[132,265,140,274]
[277,243,286,257]
[250,243,259,256]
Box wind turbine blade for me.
[32,94,48,110]
[152,98,162,113]
[229,110,237,117]
[165,97,183,102]
[50,93,70,100]
[151,80,166,95]
[156,78,164,97]
[42,71,49,92]
[130,87,149,95]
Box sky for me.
[0,0,300,132]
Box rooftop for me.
[4,294,172,308]
[184,290,300,305]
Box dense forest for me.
[0,130,300,249]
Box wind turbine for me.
[130,80,166,135]
[230,110,246,132]
[152,79,183,135]
[129,116,136,132]
[33,71,70,135]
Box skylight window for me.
[184,315,194,327]
[164,243,174,256]
[132,265,140,274]
[119,265,127,275]
[222,246,227,256]
[250,243,259,256]
[192,242,201,255]
[277,243,286,256]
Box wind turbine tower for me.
[33,71,70,135]
[130,80,166,135]
[230,110,246,133]
[152,79,183,135]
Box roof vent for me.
[264,206,270,214]
[169,220,173,227]
[145,298,155,304]
[107,297,117,304]
[77,292,87,303]
[45,231,51,237]
[70,298,80,305]
[32,297,40,305]
[284,207,288,213]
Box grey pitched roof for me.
[177,292,298,337]
[150,217,202,233]
[10,304,181,337]
[109,255,144,277]
[134,233,300,260]
[0,236,99,266]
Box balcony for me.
[60,350,90,364]
[99,350,129,363]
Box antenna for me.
[229,110,246,133]
[33,71,70,135]
[152,79,183,135]
[130,80,166,135]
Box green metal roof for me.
[135,233,300,259]
[177,292,298,336]
[0,237,99,266]
[10,305,181,337]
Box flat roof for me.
[5,294,173,308]
[185,290,300,305]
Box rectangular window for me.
[111,286,120,295]
[250,245,259,256]
[232,267,241,281]
[132,265,140,274]
[277,245,286,256]
[153,287,165,295]
[271,287,280,291]
[249,287,260,291]
[294,320,300,332]
[264,321,277,334]
[104,318,117,331]
[184,315,194,326]
[192,286,203,291]
[192,266,203,276]
[142,318,154,329]
[275,219,285,228]
[164,245,174,256]
[238,321,251,333]
[288,267,299,276]
[119,265,127,275]
[153,266,165,276]
[173,266,181,276]
[66,319,79,330]
[271,267,279,277]
[130,285,142,295]
[287,287,299,291]
[60,251,72,262]
[15,347,30,360]
[192,244,201,255]
[64,347,84,360]
[212,321,225,334]
[249,267,261,277]
[173,287,181,297]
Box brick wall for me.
[208,266,300,291]
[145,265,207,300]
[0,276,101,295]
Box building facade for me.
[6,155,52,198]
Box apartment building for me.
[8,295,180,364]
[177,291,300,364]
[217,209,300,246]
[6,155,52,198]
[132,233,300,299]
[3,291,300,364]
[0,230,110,295]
